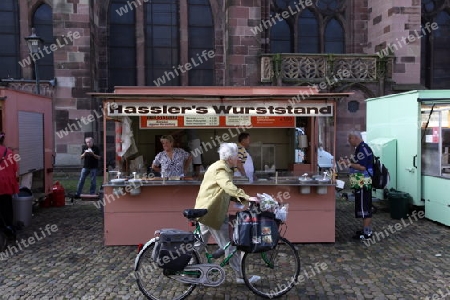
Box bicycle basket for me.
[153,228,195,271]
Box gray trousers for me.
[199,217,243,278]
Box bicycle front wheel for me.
[135,241,200,300]
[241,237,300,299]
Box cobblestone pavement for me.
[1,196,450,300]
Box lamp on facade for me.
[24,28,44,95]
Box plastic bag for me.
[257,193,279,212]
[275,203,289,222]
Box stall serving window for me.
[421,104,450,177]
[317,116,335,170]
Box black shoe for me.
[362,233,373,240]
[352,232,372,240]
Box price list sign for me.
[251,116,295,127]
[140,116,179,128]
[184,116,219,127]
[225,116,252,126]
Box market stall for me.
[366,90,450,226]
[92,86,350,245]
[0,87,54,198]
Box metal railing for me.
[261,53,393,86]
[1,78,55,97]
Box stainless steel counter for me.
[103,179,336,187]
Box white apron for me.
[234,152,254,183]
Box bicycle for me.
[134,202,301,300]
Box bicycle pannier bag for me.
[252,211,279,253]
[154,228,195,271]
[232,210,279,253]
[232,210,256,252]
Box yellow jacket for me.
[194,159,250,230]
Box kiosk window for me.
[421,106,450,177]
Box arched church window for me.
[0,0,20,79]
[33,3,54,80]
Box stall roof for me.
[366,90,450,104]
[89,86,351,100]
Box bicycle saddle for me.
[183,209,208,219]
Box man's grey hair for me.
[218,143,238,160]
[348,131,362,139]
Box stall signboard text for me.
[139,116,296,128]
[109,102,333,117]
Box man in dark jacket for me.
[341,131,374,240]
[75,137,101,197]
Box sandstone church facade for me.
[0,0,449,168]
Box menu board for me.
[141,116,178,127]
[184,116,220,126]
[140,116,295,128]
[251,116,295,127]
[225,116,252,126]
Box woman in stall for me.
[151,135,192,178]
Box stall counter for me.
[102,182,335,245]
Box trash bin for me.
[13,187,34,228]
[388,190,410,220]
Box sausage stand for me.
[92,86,350,245]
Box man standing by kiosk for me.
[75,137,101,197]
[234,132,255,183]
[340,131,374,240]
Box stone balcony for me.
[261,53,393,89]
[0,78,55,98]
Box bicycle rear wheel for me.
[135,241,200,300]
[241,237,300,299]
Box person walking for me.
[0,132,19,241]
[340,131,374,240]
[75,137,101,197]
[194,142,260,284]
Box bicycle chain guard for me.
[170,263,226,287]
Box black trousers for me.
[354,187,372,219]
[0,194,13,228]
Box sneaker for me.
[362,233,373,240]
[236,275,261,284]
[352,233,372,240]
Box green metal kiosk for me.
[366,90,450,226]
